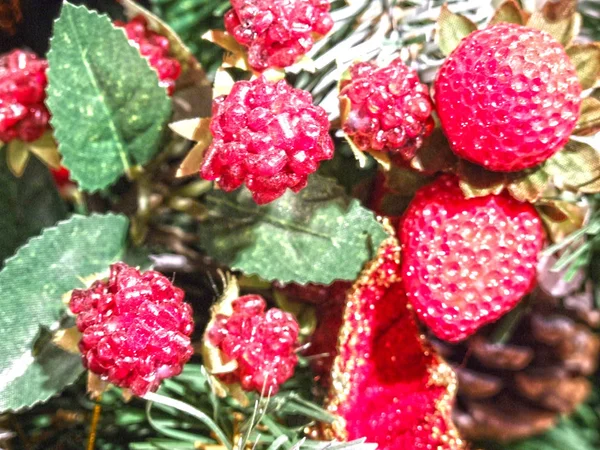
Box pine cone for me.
[433,255,600,442]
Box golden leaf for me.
[368,151,391,171]
[506,168,550,203]
[52,326,82,354]
[489,0,525,26]
[574,97,600,136]
[527,10,581,47]
[436,4,478,56]
[87,372,108,400]
[6,140,30,177]
[170,117,213,178]
[202,30,248,70]
[537,199,588,243]
[545,140,600,193]
[540,0,578,22]
[213,68,236,98]
[28,131,61,169]
[567,44,600,90]
[409,128,458,174]
[457,160,507,198]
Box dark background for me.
[0,0,151,55]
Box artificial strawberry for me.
[340,58,434,159]
[399,175,544,342]
[115,15,181,95]
[435,23,581,172]
[206,294,299,394]
[0,49,50,143]
[201,76,334,204]
[69,263,194,396]
[324,239,464,449]
[224,0,333,71]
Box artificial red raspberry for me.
[0,49,49,143]
[201,77,334,204]
[69,263,194,396]
[340,58,434,159]
[50,166,72,188]
[435,23,581,172]
[207,295,299,394]
[115,15,181,95]
[399,175,544,342]
[224,0,333,71]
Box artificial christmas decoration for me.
[340,58,434,159]
[1,1,600,449]
[224,0,333,71]
[69,262,194,396]
[201,76,334,204]
[206,294,300,394]
[0,49,49,143]
[114,14,181,95]
[400,175,545,342]
[435,23,582,172]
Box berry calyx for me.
[201,76,334,204]
[207,295,299,394]
[435,23,581,172]
[340,58,434,159]
[70,263,194,396]
[224,0,333,72]
[0,49,50,143]
[115,15,182,95]
[399,175,544,342]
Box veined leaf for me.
[198,175,388,285]
[0,213,129,412]
[46,2,171,191]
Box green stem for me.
[142,391,232,450]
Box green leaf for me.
[0,156,67,266]
[46,2,171,192]
[0,213,129,412]
[436,4,477,56]
[199,175,388,285]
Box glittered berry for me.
[340,58,434,159]
[399,175,544,342]
[435,23,581,172]
[70,263,194,396]
[0,49,50,143]
[201,77,334,204]
[115,15,181,95]
[207,295,299,394]
[224,0,333,71]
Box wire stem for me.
[86,395,102,450]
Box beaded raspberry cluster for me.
[435,23,581,172]
[201,76,334,204]
[340,58,434,159]
[207,295,299,394]
[70,263,194,396]
[399,176,544,342]
[0,49,50,143]
[224,0,333,71]
[115,15,181,95]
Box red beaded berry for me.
[0,49,50,143]
[70,263,194,396]
[224,0,333,71]
[435,23,581,172]
[201,76,334,204]
[207,295,299,394]
[399,175,544,342]
[115,15,181,95]
[339,58,434,160]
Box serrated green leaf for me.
[198,175,388,285]
[436,4,477,56]
[0,213,129,412]
[46,2,171,192]
[0,156,67,266]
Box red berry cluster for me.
[224,0,333,71]
[201,76,334,204]
[207,295,299,394]
[0,50,50,143]
[70,263,194,396]
[399,175,544,342]
[435,23,581,172]
[115,15,181,95]
[340,58,434,159]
